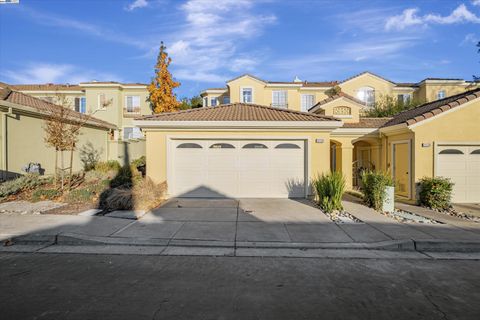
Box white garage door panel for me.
[437,145,480,203]
[170,139,306,198]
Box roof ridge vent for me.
[293,76,302,83]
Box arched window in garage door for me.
[470,149,480,154]
[439,149,463,154]
[275,143,301,149]
[243,143,268,149]
[210,143,235,149]
[177,143,202,149]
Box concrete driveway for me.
[131,198,387,244]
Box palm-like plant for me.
[312,171,346,213]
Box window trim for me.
[240,87,254,103]
[271,90,288,108]
[125,95,140,113]
[356,86,375,107]
[300,94,315,112]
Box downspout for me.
[1,108,11,180]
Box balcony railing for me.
[123,106,141,117]
[270,103,288,109]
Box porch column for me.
[340,142,354,190]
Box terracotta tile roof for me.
[0,87,116,130]
[395,82,418,87]
[139,103,340,122]
[382,88,480,128]
[203,87,227,91]
[10,83,83,91]
[309,92,365,111]
[343,117,392,128]
[302,81,338,87]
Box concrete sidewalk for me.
[1,197,480,256]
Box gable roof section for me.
[309,92,365,112]
[226,74,267,84]
[340,71,395,85]
[382,88,480,128]
[0,87,116,130]
[138,103,340,122]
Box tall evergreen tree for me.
[148,42,180,113]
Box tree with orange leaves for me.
[148,42,181,113]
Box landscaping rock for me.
[0,200,66,215]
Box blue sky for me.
[1,0,480,98]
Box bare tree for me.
[43,93,112,190]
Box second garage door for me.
[170,140,306,198]
[436,144,480,203]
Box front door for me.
[393,142,410,197]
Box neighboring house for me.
[0,85,116,180]
[200,72,474,111]
[9,81,151,164]
[134,87,480,204]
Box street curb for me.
[5,233,480,253]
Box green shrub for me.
[0,174,44,198]
[131,156,146,168]
[360,170,394,211]
[419,177,453,210]
[32,188,61,201]
[312,171,345,213]
[66,189,94,202]
[88,179,111,194]
[94,160,121,173]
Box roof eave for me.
[133,120,343,130]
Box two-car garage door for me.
[169,140,306,198]
[437,144,480,203]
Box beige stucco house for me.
[9,81,152,164]
[0,85,116,179]
[135,73,479,204]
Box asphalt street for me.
[1,252,479,319]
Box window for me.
[98,94,106,109]
[125,96,140,113]
[123,127,143,140]
[275,143,300,149]
[210,143,235,149]
[210,98,217,107]
[223,96,230,104]
[177,143,202,149]
[356,87,375,107]
[75,97,87,113]
[241,88,253,103]
[301,94,315,112]
[203,97,208,107]
[243,143,267,149]
[272,90,287,108]
[471,149,480,154]
[397,94,411,105]
[437,90,446,100]
[439,149,463,154]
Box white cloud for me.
[162,0,276,82]
[472,0,480,6]
[461,33,479,45]
[125,0,148,11]
[2,63,122,84]
[385,4,480,31]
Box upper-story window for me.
[397,94,411,105]
[123,127,143,140]
[74,97,87,113]
[210,98,217,107]
[241,88,253,103]
[301,94,315,112]
[125,96,141,114]
[356,87,375,107]
[272,90,288,108]
[223,96,230,104]
[98,93,106,109]
[203,97,208,107]
[437,90,446,100]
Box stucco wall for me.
[2,110,108,177]
[108,139,146,166]
[144,129,332,196]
